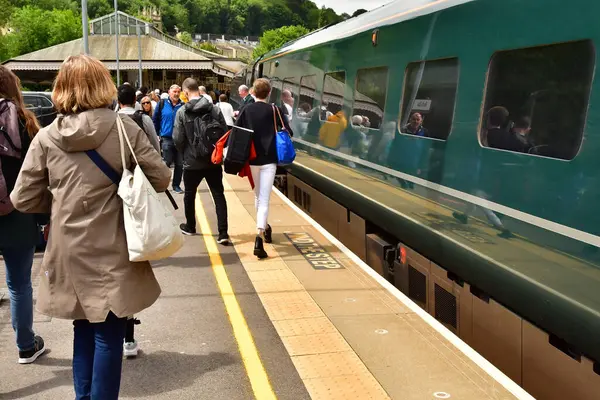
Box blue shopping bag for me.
[272,105,296,166]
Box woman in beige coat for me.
[10,55,171,400]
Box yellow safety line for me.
[195,194,277,400]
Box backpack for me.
[129,110,146,132]
[191,106,225,158]
[0,99,22,215]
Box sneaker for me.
[173,186,183,194]
[264,224,273,244]
[180,223,196,236]
[123,341,138,358]
[217,234,230,246]
[18,335,46,364]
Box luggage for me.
[0,99,21,215]
[191,106,226,158]
[223,125,254,175]
[272,105,296,166]
[86,115,183,262]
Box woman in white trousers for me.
[234,78,293,258]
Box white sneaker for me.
[123,341,138,358]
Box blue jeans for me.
[2,245,36,351]
[73,312,127,400]
[161,137,183,187]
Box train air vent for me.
[435,283,457,329]
[408,265,427,308]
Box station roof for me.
[2,11,245,77]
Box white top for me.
[202,93,213,103]
[151,100,157,111]
[218,102,235,126]
[284,103,293,122]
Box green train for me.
[231,0,600,397]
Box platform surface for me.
[0,172,523,399]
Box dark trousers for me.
[183,167,228,235]
[73,312,127,400]
[161,137,183,187]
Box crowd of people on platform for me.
[0,54,291,399]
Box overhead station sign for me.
[284,233,344,270]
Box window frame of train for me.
[351,66,390,130]
[320,71,346,122]
[269,78,283,104]
[282,76,299,113]
[479,40,595,161]
[398,57,460,141]
[296,74,318,120]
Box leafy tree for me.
[2,6,82,61]
[0,0,13,26]
[352,9,368,17]
[253,25,308,59]
[178,31,193,44]
[87,0,113,19]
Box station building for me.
[1,12,245,91]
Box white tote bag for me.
[116,116,184,261]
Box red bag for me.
[211,130,231,165]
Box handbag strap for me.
[116,115,138,171]
[274,106,286,131]
[272,105,278,134]
[85,150,120,185]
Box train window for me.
[270,79,283,104]
[321,71,346,121]
[282,77,299,119]
[480,40,594,160]
[399,58,459,140]
[351,67,389,130]
[297,75,317,119]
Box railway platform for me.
[0,174,532,399]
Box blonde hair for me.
[52,55,117,114]
[253,78,271,100]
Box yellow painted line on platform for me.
[195,194,277,400]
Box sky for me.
[311,0,391,15]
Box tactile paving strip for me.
[224,176,392,400]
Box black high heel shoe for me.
[254,236,268,259]
[264,224,273,244]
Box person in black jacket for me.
[173,78,230,244]
[235,78,293,259]
[0,65,46,364]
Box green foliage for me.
[87,0,113,19]
[178,31,193,45]
[253,25,309,59]
[198,42,222,54]
[0,0,361,61]
[1,6,82,61]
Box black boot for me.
[254,236,268,259]
[264,224,273,244]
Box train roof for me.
[261,0,475,61]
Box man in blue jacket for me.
[153,84,184,193]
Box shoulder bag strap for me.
[85,149,120,185]
[274,106,286,132]
[271,105,278,134]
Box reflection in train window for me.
[481,40,594,160]
[269,79,283,104]
[297,75,318,119]
[320,71,346,121]
[399,58,459,140]
[282,77,299,119]
[351,67,389,130]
